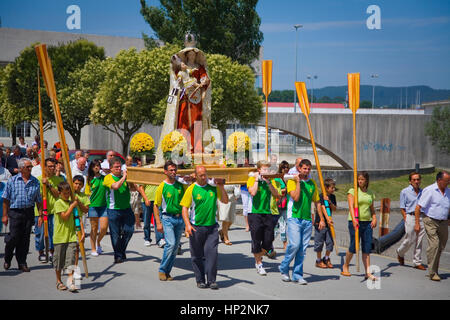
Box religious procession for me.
[1,34,449,297]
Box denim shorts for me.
[88,206,107,218]
[348,221,373,254]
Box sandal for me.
[365,274,378,281]
[218,230,224,242]
[340,271,351,277]
[224,240,233,246]
[56,282,67,291]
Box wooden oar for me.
[348,73,360,272]
[35,44,89,278]
[262,60,272,161]
[37,69,49,263]
[295,81,339,255]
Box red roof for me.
[267,102,344,109]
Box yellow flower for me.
[226,132,251,153]
[162,131,188,155]
[130,133,154,153]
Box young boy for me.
[247,160,281,275]
[72,175,90,280]
[314,178,337,269]
[53,181,84,292]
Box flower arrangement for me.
[162,130,188,161]
[226,132,251,166]
[130,133,155,158]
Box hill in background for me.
[258,86,450,108]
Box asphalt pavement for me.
[0,213,449,300]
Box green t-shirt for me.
[287,179,320,220]
[75,191,90,217]
[180,183,221,226]
[34,175,65,217]
[103,174,131,210]
[347,188,375,222]
[141,184,159,202]
[89,175,107,207]
[154,181,185,214]
[53,198,77,244]
[247,177,278,214]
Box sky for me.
[1,0,449,90]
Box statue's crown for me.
[184,32,197,48]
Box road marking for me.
[236,284,282,300]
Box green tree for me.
[59,58,107,149]
[1,40,105,143]
[360,100,372,108]
[92,45,180,155]
[140,0,263,65]
[425,106,450,154]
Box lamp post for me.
[371,74,378,108]
[294,24,303,112]
[307,75,318,104]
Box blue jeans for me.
[279,218,312,281]
[159,213,185,273]
[141,202,164,243]
[34,214,54,252]
[107,208,135,260]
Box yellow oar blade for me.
[295,81,310,116]
[262,60,273,97]
[347,73,360,113]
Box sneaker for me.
[38,254,47,263]
[265,249,277,259]
[256,263,267,276]
[209,282,219,290]
[177,244,182,255]
[197,282,207,289]
[166,273,174,281]
[159,272,167,281]
[96,246,103,254]
[281,274,291,282]
[158,239,166,248]
[295,278,308,285]
[91,251,99,257]
[144,241,151,247]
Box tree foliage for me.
[91,44,180,155]
[59,57,107,149]
[425,106,450,154]
[140,0,263,65]
[0,40,105,143]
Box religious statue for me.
[154,33,214,167]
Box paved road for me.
[0,217,449,300]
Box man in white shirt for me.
[72,157,88,192]
[100,150,115,175]
[414,171,450,281]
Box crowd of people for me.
[1,140,449,292]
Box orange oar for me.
[262,60,272,161]
[295,81,338,255]
[35,44,88,278]
[348,73,360,272]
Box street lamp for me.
[294,24,303,112]
[307,75,318,104]
[371,74,379,108]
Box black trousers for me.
[189,223,219,285]
[248,213,275,254]
[4,207,35,266]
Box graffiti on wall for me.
[362,142,406,152]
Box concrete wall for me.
[260,113,450,170]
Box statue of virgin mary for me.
[154,33,214,167]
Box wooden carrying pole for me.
[348,73,360,272]
[35,44,88,278]
[295,81,338,255]
[262,60,272,161]
[38,69,50,263]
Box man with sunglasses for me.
[2,158,42,272]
